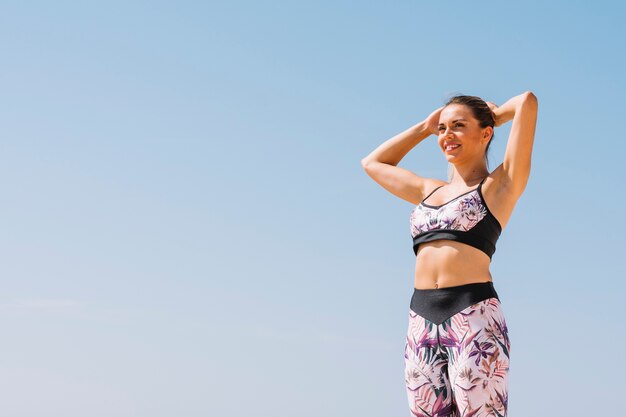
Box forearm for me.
[361,120,431,167]
[495,91,537,125]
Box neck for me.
[448,163,489,186]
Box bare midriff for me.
[414,240,493,289]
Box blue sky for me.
[0,1,624,416]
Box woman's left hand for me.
[485,101,503,127]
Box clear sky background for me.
[1,1,624,416]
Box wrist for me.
[413,120,434,139]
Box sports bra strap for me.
[421,184,444,203]
[422,177,488,204]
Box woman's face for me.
[437,104,491,162]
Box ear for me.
[483,126,493,141]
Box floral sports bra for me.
[409,176,502,259]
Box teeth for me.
[446,144,460,150]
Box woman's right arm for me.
[360,108,445,205]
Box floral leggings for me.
[404,282,511,417]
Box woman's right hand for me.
[424,106,445,136]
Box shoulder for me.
[481,164,525,230]
[483,164,524,201]
[404,177,448,206]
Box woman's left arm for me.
[493,91,539,196]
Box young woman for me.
[360,92,538,417]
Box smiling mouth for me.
[445,144,461,152]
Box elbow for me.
[361,157,372,169]
[524,91,538,106]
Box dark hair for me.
[443,94,496,169]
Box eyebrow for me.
[438,118,467,126]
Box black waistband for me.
[410,281,500,325]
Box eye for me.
[439,123,463,131]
